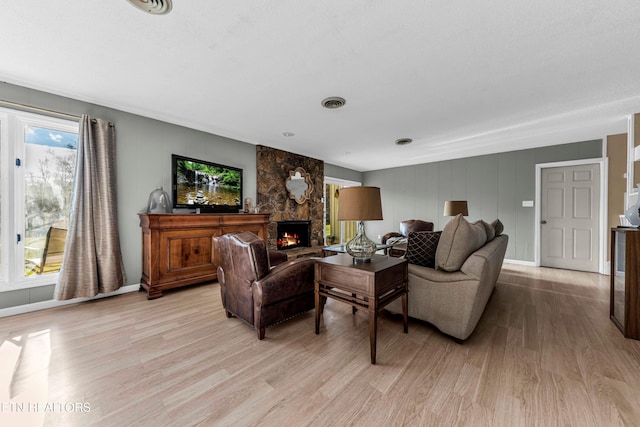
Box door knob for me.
[541,220,547,224]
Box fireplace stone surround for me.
[256,145,324,250]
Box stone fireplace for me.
[256,145,324,250]
[276,220,311,250]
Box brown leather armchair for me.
[213,231,315,339]
[382,219,434,257]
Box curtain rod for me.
[0,99,114,126]
[0,99,80,121]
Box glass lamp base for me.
[345,221,377,263]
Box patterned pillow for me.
[405,231,442,267]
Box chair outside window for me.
[25,227,67,275]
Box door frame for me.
[535,158,607,274]
[324,176,361,244]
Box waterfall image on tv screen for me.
[173,155,242,212]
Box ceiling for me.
[2,1,640,172]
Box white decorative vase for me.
[146,186,172,213]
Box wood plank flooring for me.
[2,264,640,426]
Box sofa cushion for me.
[492,219,504,236]
[405,231,441,267]
[477,220,495,242]
[436,214,487,272]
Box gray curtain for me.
[55,115,126,300]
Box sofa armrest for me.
[408,263,470,283]
[460,234,509,280]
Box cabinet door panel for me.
[160,229,219,282]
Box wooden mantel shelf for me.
[138,213,270,299]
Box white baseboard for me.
[503,258,536,266]
[0,284,140,318]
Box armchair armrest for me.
[381,232,403,244]
[253,258,315,305]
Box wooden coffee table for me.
[314,253,408,364]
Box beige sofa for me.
[387,215,508,341]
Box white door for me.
[540,163,600,272]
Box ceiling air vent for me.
[395,138,413,146]
[321,97,346,109]
[127,0,173,15]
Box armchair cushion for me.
[405,231,441,268]
[268,250,289,267]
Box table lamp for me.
[337,186,383,263]
[443,200,468,217]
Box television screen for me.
[172,154,242,213]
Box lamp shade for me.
[337,186,383,221]
[443,200,468,216]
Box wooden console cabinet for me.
[611,227,640,339]
[139,213,269,299]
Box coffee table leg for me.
[402,292,408,333]
[315,285,321,335]
[369,307,377,364]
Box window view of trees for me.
[23,125,77,276]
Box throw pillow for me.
[436,214,487,272]
[405,231,441,267]
[491,219,504,236]
[476,220,495,242]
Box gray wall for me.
[0,82,359,308]
[324,163,363,183]
[363,140,603,261]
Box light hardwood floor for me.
[2,264,640,426]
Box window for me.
[0,108,78,290]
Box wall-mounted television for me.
[172,154,243,213]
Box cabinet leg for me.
[146,286,162,299]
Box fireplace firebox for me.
[277,220,311,250]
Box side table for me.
[314,253,408,364]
